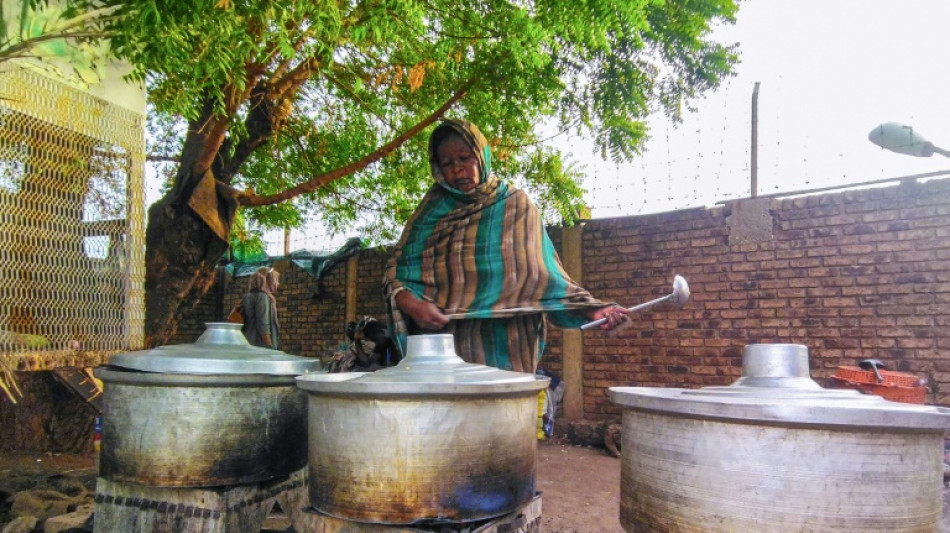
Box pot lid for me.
[296,334,549,395]
[107,323,321,376]
[610,344,950,430]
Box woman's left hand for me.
[589,305,632,332]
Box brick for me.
[839,244,876,255]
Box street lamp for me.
[868,122,950,158]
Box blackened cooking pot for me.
[295,334,549,525]
[610,343,950,533]
[94,322,320,487]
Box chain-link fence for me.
[0,67,145,392]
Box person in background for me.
[241,266,280,349]
[384,119,630,373]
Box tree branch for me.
[274,56,321,101]
[0,30,108,62]
[219,82,279,180]
[191,110,232,177]
[171,97,218,198]
[270,28,314,81]
[192,68,266,176]
[0,5,121,62]
[237,82,470,207]
[146,154,181,163]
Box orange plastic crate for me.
[832,365,920,387]
[859,384,928,404]
[831,366,928,404]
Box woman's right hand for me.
[588,305,632,332]
[395,291,450,330]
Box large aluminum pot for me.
[610,344,950,533]
[296,334,549,525]
[94,322,321,487]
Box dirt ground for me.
[0,451,98,498]
[0,441,621,533]
[536,438,623,533]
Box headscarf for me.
[384,119,611,372]
[247,267,279,304]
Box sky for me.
[569,0,950,219]
[164,0,950,253]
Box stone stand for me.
[296,494,541,533]
[93,471,539,533]
[93,468,308,533]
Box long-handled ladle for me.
[580,275,691,330]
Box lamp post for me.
[868,122,950,158]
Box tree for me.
[98,0,739,346]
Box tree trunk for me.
[143,93,243,347]
[143,182,229,347]
[140,86,466,345]
[0,372,95,453]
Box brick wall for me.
[175,248,394,361]
[179,178,950,420]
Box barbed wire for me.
[231,76,950,256]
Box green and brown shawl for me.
[384,120,610,372]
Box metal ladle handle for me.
[858,358,886,383]
[580,275,690,331]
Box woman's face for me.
[436,134,480,192]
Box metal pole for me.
[751,82,760,198]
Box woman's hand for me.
[395,291,450,330]
[589,305,632,332]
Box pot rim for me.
[609,386,950,430]
[296,373,549,396]
[95,366,297,387]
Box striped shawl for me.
[384,120,609,372]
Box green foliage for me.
[0,1,115,88]
[228,208,267,262]
[509,146,590,225]
[120,0,738,244]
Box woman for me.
[241,266,281,349]
[384,119,629,373]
